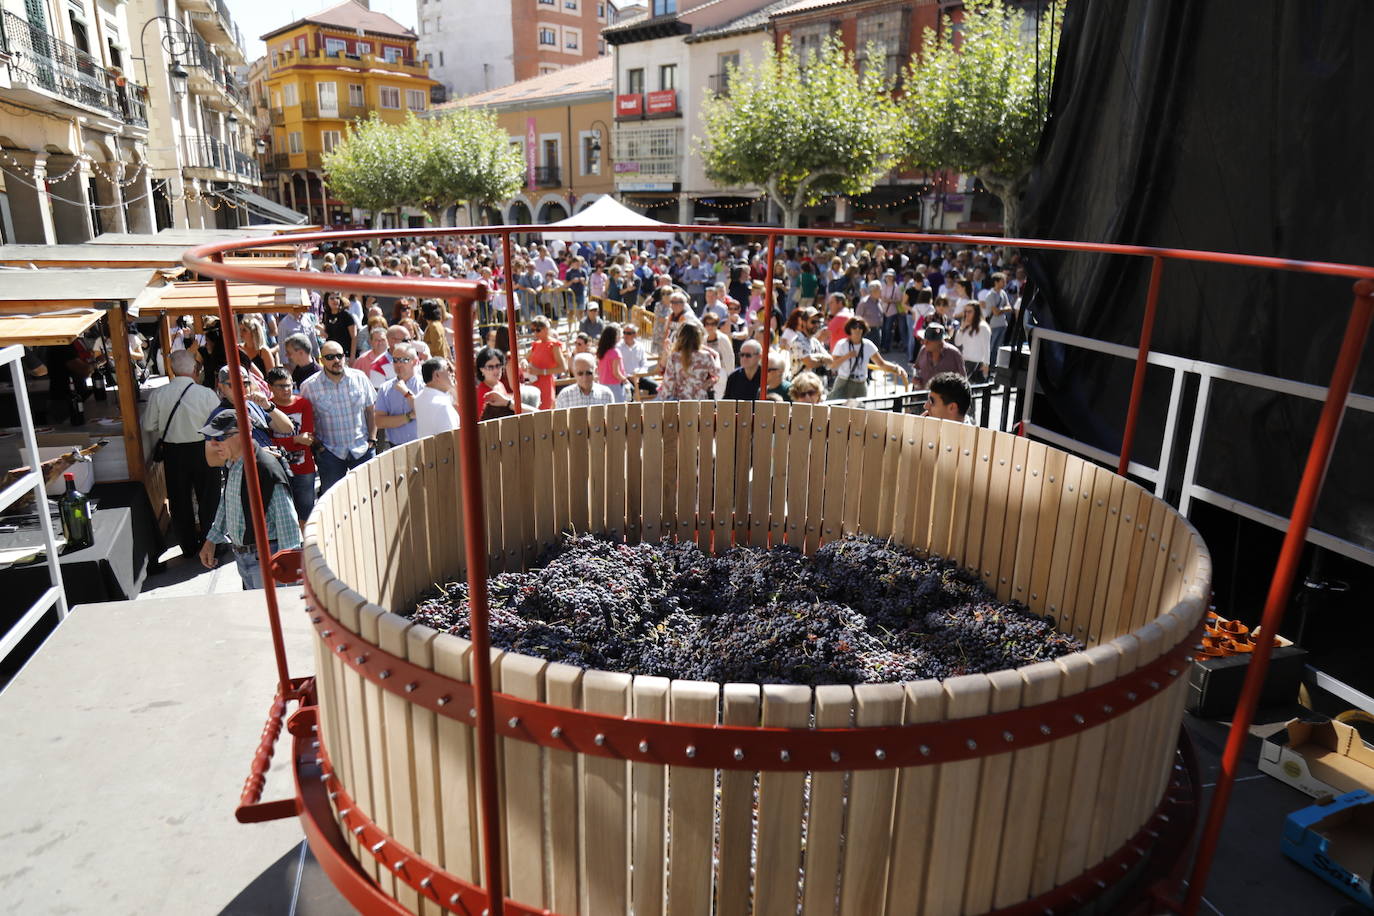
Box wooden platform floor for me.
[0,586,1358,915]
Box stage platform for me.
[0,587,1357,915]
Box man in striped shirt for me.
[301,340,376,493]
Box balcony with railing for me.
[233,150,260,183]
[272,153,291,170]
[1,10,150,127]
[269,48,429,77]
[185,137,259,183]
[187,0,246,63]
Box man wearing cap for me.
[913,324,966,389]
[197,411,301,589]
[210,364,296,449]
[579,303,605,341]
[301,340,377,493]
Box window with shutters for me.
[288,132,303,153]
[348,83,364,106]
[538,27,556,46]
[321,130,341,153]
[379,86,400,108]
[406,89,426,110]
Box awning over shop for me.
[152,280,310,316]
[223,188,309,226]
[0,267,169,314]
[0,310,105,347]
[0,242,306,270]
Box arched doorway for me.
[508,200,532,224]
[537,200,568,223]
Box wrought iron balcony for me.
[233,150,260,182]
[1,10,149,126]
[186,136,232,173]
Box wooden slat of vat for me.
[782,405,813,548]
[1054,644,1122,884]
[659,402,680,542]
[606,404,628,542]
[857,410,887,536]
[946,422,980,563]
[675,401,701,545]
[483,420,508,572]
[1086,475,1128,646]
[1067,466,1111,645]
[978,431,1015,596]
[640,402,666,543]
[1045,456,1085,633]
[892,414,920,550]
[819,411,850,548]
[767,407,790,546]
[499,416,532,572]
[882,679,945,912]
[753,684,811,916]
[1009,440,1047,606]
[358,463,382,599]
[800,685,853,916]
[569,407,593,538]
[629,676,668,916]
[545,664,584,915]
[748,401,775,548]
[1029,650,1091,895]
[378,612,420,913]
[927,417,962,555]
[1100,483,1145,642]
[667,680,719,916]
[358,603,396,898]
[993,434,1030,602]
[624,403,644,543]
[588,405,609,538]
[499,651,549,907]
[732,401,754,547]
[1027,447,1067,616]
[1085,636,1140,866]
[334,589,377,880]
[959,427,996,574]
[698,404,720,549]
[991,660,1062,908]
[962,668,1024,915]
[580,670,631,915]
[910,417,941,553]
[526,409,554,553]
[711,401,739,554]
[381,451,406,608]
[801,407,829,555]
[432,635,480,882]
[405,623,444,916]
[838,683,905,916]
[717,683,761,916]
[871,412,904,540]
[1111,622,1165,851]
[840,410,868,537]
[920,674,991,916]
[437,432,464,581]
[1129,498,1169,632]
[550,409,572,541]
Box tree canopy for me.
[323,110,525,222]
[898,0,1064,234]
[697,37,903,230]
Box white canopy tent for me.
[539,195,676,242]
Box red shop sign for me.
[616,94,643,117]
[645,89,677,115]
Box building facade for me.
[416,0,612,101]
[260,0,437,227]
[0,0,154,242]
[432,55,613,225]
[129,0,261,231]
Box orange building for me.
[260,0,437,225]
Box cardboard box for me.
[1187,630,1307,719]
[1259,718,1374,799]
[1281,790,1374,909]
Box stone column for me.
[125,161,156,234]
[1,151,58,244]
[833,196,852,225]
[95,161,128,235]
[677,192,694,226]
[47,155,95,243]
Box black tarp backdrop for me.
[1017,0,1374,554]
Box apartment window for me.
[357,41,371,54]
[650,0,675,16]
[793,22,833,66]
[379,86,401,108]
[597,2,605,18]
[271,90,281,108]
[383,46,402,62]
[598,39,605,54]
[856,11,907,79]
[321,130,341,152]
[348,83,364,106]
[406,89,426,110]
[271,51,279,68]
[715,51,739,95]
[564,0,578,10]
[565,27,580,50]
[538,27,556,46]
[317,81,338,115]
[288,131,304,153]
[282,82,298,106]
[324,37,346,56]
[439,50,445,65]
[297,37,307,56]
[538,0,555,5]
[626,67,644,94]
[540,65,558,75]
[658,63,676,90]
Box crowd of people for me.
[136,231,1024,589]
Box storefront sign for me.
[618,181,674,192]
[614,161,640,173]
[645,90,677,116]
[616,94,643,118]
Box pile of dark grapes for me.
[406,534,1083,685]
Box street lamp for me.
[136,16,195,101]
[588,118,610,176]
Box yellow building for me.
[260,0,437,226]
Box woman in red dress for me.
[525,315,567,410]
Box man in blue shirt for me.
[373,343,423,447]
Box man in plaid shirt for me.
[302,340,376,493]
[555,353,617,408]
[197,411,301,590]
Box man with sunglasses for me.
[555,352,616,408]
[196,411,301,590]
[374,343,422,447]
[301,341,377,493]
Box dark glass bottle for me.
[91,368,107,401]
[59,472,94,551]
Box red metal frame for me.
[187,225,1374,916]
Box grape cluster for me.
[407,533,1083,686]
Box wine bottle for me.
[59,472,94,551]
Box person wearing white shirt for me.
[414,357,460,438]
[141,350,223,560]
[615,324,657,398]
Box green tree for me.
[698,37,903,231]
[898,0,1064,235]
[323,111,524,224]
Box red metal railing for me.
[185,224,1374,916]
